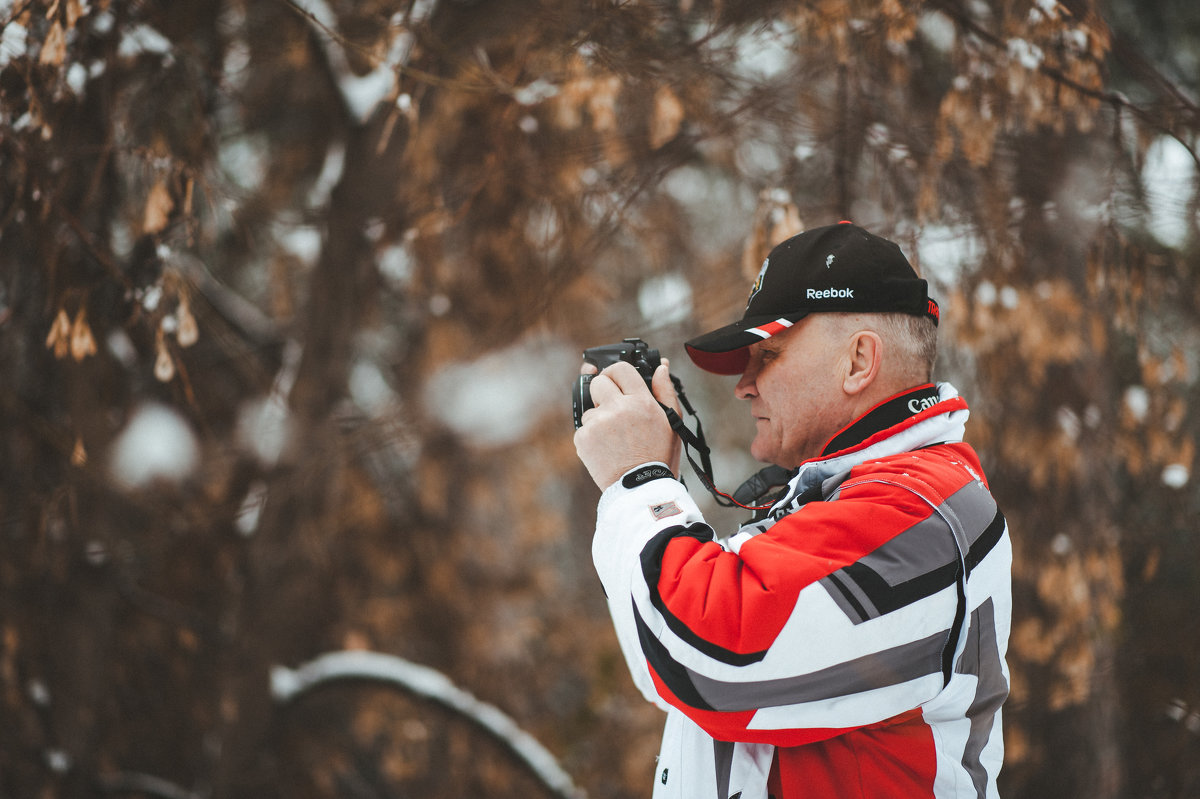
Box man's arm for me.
[592,462,998,747]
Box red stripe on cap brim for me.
[746,318,794,339]
[685,316,801,375]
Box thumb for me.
[651,359,681,415]
[651,359,683,476]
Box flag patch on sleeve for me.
[650,501,682,520]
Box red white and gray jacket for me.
[591,383,1011,798]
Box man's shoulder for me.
[844,441,990,499]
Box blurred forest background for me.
[1,0,1198,797]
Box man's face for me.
[733,316,851,468]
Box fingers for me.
[586,361,649,407]
[573,356,682,488]
[601,360,653,394]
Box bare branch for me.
[97,771,199,799]
[272,650,587,799]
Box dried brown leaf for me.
[69,307,97,362]
[154,328,175,382]
[39,21,66,67]
[649,85,684,150]
[143,180,174,235]
[44,308,71,359]
[176,296,198,348]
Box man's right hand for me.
[573,360,682,490]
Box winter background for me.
[2,0,1198,797]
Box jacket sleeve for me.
[592,463,982,747]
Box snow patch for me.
[423,337,576,447]
[0,22,27,69]
[1123,385,1149,423]
[118,24,173,61]
[1162,463,1190,489]
[236,395,293,467]
[1142,135,1196,250]
[915,224,983,288]
[349,360,394,416]
[109,403,199,488]
[638,273,693,327]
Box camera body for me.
[572,338,661,429]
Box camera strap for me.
[660,377,778,512]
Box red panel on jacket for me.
[767,709,937,798]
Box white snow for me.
[514,78,559,106]
[914,224,984,288]
[109,403,199,488]
[236,395,293,466]
[378,241,415,287]
[1162,463,1190,489]
[271,649,586,799]
[638,273,693,327]
[307,143,346,209]
[1007,38,1045,70]
[27,678,50,706]
[66,62,87,93]
[349,359,394,416]
[290,0,428,123]
[0,22,27,69]
[1124,385,1150,422]
[117,24,173,61]
[917,10,956,52]
[422,336,577,447]
[733,23,794,80]
[219,135,268,192]
[975,280,998,307]
[235,481,268,536]
[276,224,322,266]
[1141,135,1197,250]
[1056,406,1081,441]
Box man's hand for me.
[573,359,683,490]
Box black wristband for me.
[622,464,674,489]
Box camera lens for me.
[572,374,593,429]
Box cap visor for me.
[684,343,751,375]
[684,314,807,375]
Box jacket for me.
[591,383,1011,798]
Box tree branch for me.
[928,0,1200,170]
[272,650,587,799]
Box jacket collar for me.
[743,382,970,532]
[821,383,944,457]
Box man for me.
[574,222,1011,798]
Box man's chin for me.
[749,441,774,465]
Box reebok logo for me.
[807,287,854,299]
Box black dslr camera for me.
[572,338,660,429]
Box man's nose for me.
[734,367,757,400]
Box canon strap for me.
[659,377,783,512]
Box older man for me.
[574,222,1011,799]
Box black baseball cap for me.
[685,221,940,375]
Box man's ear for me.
[843,330,882,396]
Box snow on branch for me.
[271,650,587,799]
[286,0,434,123]
[97,771,198,799]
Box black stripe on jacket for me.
[639,524,770,667]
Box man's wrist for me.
[619,462,675,490]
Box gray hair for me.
[822,312,938,382]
